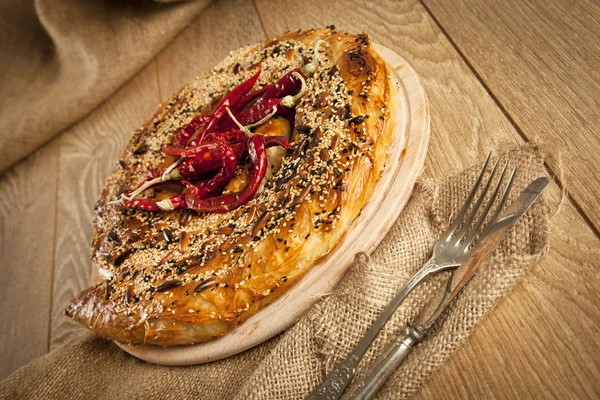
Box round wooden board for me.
[115,44,430,365]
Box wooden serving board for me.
[116,44,430,365]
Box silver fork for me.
[306,153,517,400]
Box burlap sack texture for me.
[0,0,211,173]
[0,147,550,399]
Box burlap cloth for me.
[0,148,550,399]
[0,0,211,173]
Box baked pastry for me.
[66,27,395,346]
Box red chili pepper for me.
[173,115,211,147]
[218,97,295,131]
[185,129,247,151]
[123,195,187,212]
[263,135,293,151]
[185,135,268,213]
[258,68,305,101]
[237,85,269,107]
[163,141,221,158]
[124,141,237,211]
[123,180,188,212]
[178,151,223,177]
[239,68,305,106]
[184,141,238,200]
[136,144,225,191]
[174,66,261,147]
[125,135,290,212]
[205,129,247,144]
[189,65,262,146]
[143,165,162,180]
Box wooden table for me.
[1,0,598,397]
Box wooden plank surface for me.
[418,188,600,399]
[0,0,598,398]
[155,0,266,97]
[253,0,600,398]
[422,0,600,234]
[0,141,58,380]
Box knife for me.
[341,176,549,400]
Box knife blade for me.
[415,176,549,329]
[342,176,549,400]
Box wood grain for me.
[422,0,600,234]
[253,0,600,398]
[418,185,600,399]
[49,65,159,349]
[155,0,266,98]
[119,45,431,365]
[0,141,58,380]
[0,0,597,396]
[255,0,524,176]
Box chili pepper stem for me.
[162,158,183,181]
[226,107,253,137]
[301,39,325,76]
[121,167,182,202]
[246,106,278,128]
[282,72,307,108]
[121,176,162,201]
[156,199,175,212]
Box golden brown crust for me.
[66,28,395,346]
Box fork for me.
[306,153,517,400]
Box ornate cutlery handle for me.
[305,264,438,400]
[342,324,424,400]
[305,355,360,400]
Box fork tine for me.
[461,163,511,250]
[479,167,518,237]
[442,152,491,241]
[451,157,500,243]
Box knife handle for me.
[342,324,424,400]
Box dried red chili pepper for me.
[222,69,307,132]
[187,65,262,146]
[237,69,301,107]
[124,141,238,211]
[164,131,245,157]
[124,134,289,212]
[237,85,269,107]
[184,141,238,199]
[144,153,224,181]
[256,68,306,102]
[123,179,188,212]
[124,195,187,212]
[185,135,268,213]
[218,97,293,131]
[263,135,293,151]
[177,152,222,177]
[173,115,211,147]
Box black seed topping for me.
[107,230,121,246]
[349,115,366,125]
[112,249,132,267]
[155,280,182,292]
[162,229,174,243]
[133,145,148,155]
[295,124,311,133]
[194,279,216,293]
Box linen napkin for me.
[0,0,210,173]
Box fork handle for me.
[305,264,436,400]
[342,324,424,400]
